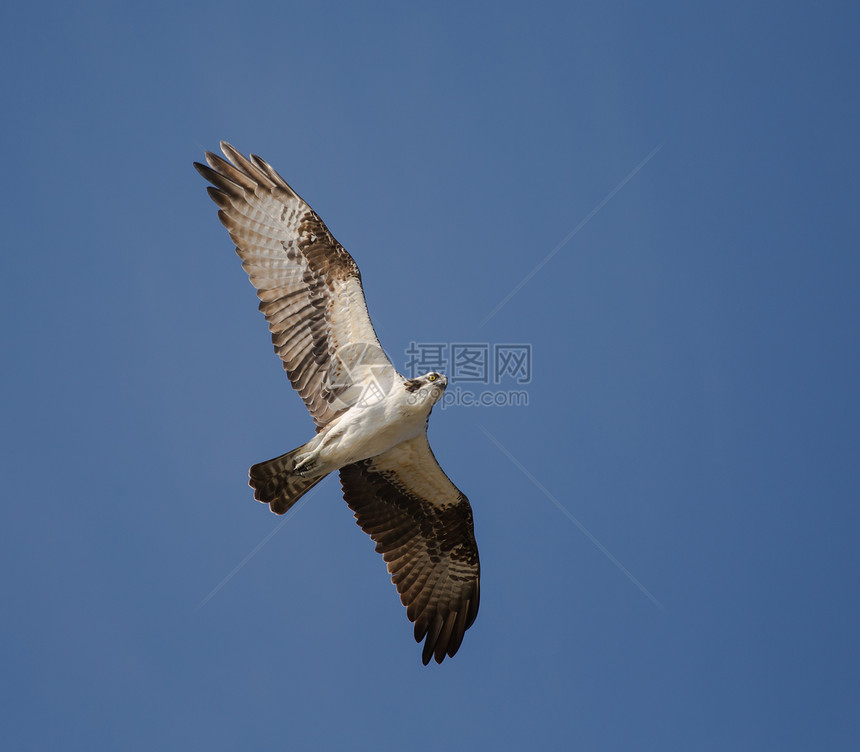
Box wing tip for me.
[197,142,299,201]
[415,605,474,665]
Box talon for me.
[293,452,318,475]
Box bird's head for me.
[404,372,448,406]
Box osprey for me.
[194,143,480,664]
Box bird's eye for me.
[428,374,437,382]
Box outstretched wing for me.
[339,435,480,664]
[194,142,395,429]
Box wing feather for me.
[195,142,394,428]
[339,435,481,664]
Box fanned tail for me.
[249,447,328,514]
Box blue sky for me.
[2,1,859,749]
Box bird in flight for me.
[194,143,480,664]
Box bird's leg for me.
[293,450,320,477]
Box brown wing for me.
[194,142,395,429]
[339,435,480,665]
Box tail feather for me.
[249,447,328,514]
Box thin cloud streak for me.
[196,477,330,609]
[479,143,663,328]
[478,425,664,611]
